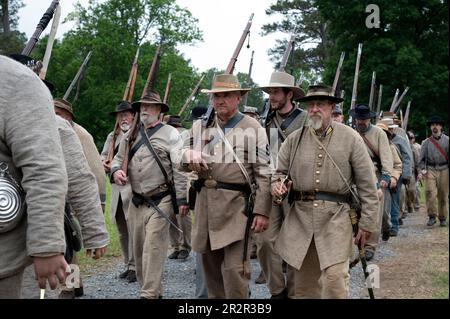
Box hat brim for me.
[260,85,305,100]
[131,101,169,113]
[349,109,377,120]
[297,94,344,103]
[201,88,251,96]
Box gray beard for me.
[308,117,323,131]
[140,114,158,127]
[120,123,130,132]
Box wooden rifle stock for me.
[123,47,140,102]
[225,13,254,74]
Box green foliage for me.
[0,0,26,55]
[31,0,203,149]
[0,0,23,31]
[315,0,448,140]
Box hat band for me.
[306,91,333,98]
[213,81,240,89]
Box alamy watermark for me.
[366,4,381,29]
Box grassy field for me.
[77,180,121,273]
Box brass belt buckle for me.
[204,178,217,189]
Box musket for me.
[376,84,383,119]
[121,45,162,173]
[142,45,162,98]
[279,33,295,72]
[39,2,61,80]
[337,90,345,110]
[368,71,376,111]
[350,43,363,110]
[63,51,93,101]
[123,47,140,102]
[105,48,140,169]
[242,50,255,107]
[22,0,60,56]
[202,13,254,128]
[178,74,205,117]
[392,87,410,114]
[163,73,172,104]
[331,52,345,96]
[402,101,411,131]
[389,89,400,113]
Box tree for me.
[0,0,26,55]
[316,0,448,140]
[32,0,203,149]
[262,0,329,81]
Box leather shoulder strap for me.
[429,137,449,162]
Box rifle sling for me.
[128,123,163,162]
[272,108,302,142]
[429,137,449,162]
[359,132,382,170]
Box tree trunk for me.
[1,0,10,34]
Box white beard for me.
[120,123,130,132]
[308,116,323,131]
[140,113,158,127]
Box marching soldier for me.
[242,106,260,120]
[111,91,188,299]
[256,71,307,298]
[166,115,192,261]
[418,116,449,227]
[402,130,421,215]
[1,55,68,298]
[331,105,344,123]
[181,74,272,299]
[271,85,378,298]
[351,104,393,261]
[407,131,422,211]
[100,101,136,282]
[54,98,107,212]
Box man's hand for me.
[390,177,397,189]
[354,228,371,248]
[102,160,111,173]
[252,214,269,233]
[184,150,209,173]
[86,246,107,260]
[179,204,189,217]
[271,180,292,197]
[33,255,68,290]
[376,189,383,201]
[380,180,388,188]
[113,170,128,186]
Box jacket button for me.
[317,162,322,167]
[318,154,323,158]
[315,188,319,192]
[313,203,318,207]
[316,170,320,175]
[319,146,323,150]
[315,179,320,184]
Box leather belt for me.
[193,179,251,196]
[289,190,351,204]
[132,189,171,208]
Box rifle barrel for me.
[123,47,140,101]
[22,0,60,56]
[142,46,161,97]
[331,52,345,96]
[393,87,410,113]
[376,84,383,118]
[389,89,400,112]
[225,13,254,74]
[279,33,295,72]
[350,43,363,110]
[63,50,92,101]
[368,71,376,110]
[163,73,172,104]
[178,74,205,117]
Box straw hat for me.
[259,71,305,100]
[201,74,250,96]
[297,84,344,103]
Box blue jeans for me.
[390,176,403,231]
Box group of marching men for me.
[0,53,448,299]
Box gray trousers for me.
[0,270,24,299]
[195,252,208,298]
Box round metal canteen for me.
[0,163,25,233]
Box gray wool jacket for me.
[0,55,68,279]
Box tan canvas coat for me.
[0,56,67,278]
[57,117,109,249]
[390,142,403,181]
[181,113,272,252]
[272,122,379,270]
[73,123,107,204]
[359,125,393,178]
[101,130,132,223]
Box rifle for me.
[402,101,411,131]
[242,50,255,107]
[105,47,140,169]
[376,84,383,120]
[350,43,363,110]
[279,33,296,72]
[63,51,93,101]
[368,71,376,111]
[22,0,60,56]
[121,45,161,173]
[392,87,410,114]
[39,2,61,80]
[202,13,254,129]
[163,73,172,104]
[331,52,345,96]
[178,74,205,118]
[389,89,400,113]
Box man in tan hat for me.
[181,74,272,298]
[54,98,107,213]
[111,91,188,299]
[271,84,378,298]
[350,104,393,261]
[101,101,136,282]
[255,71,307,298]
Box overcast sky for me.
[17,0,288,86]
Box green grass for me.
[432,273,449,299]
[77,180,121,272]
